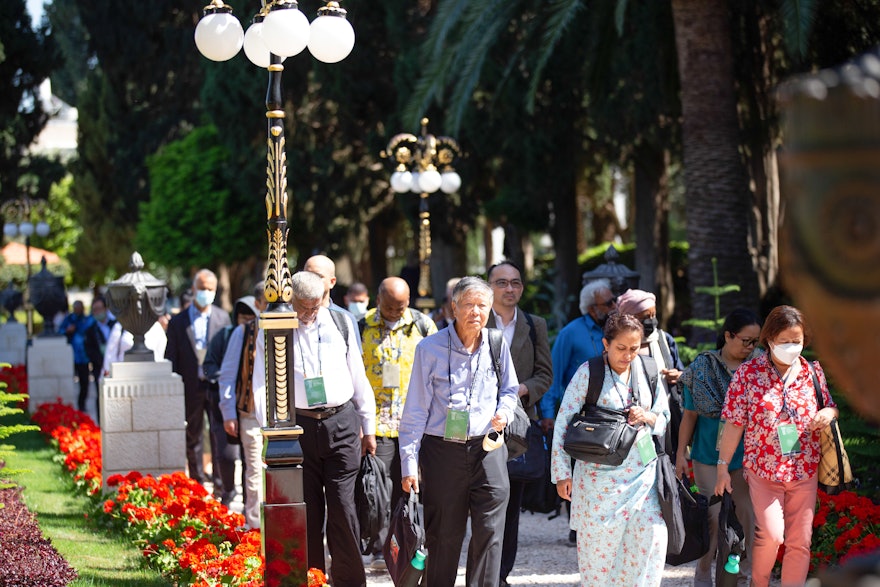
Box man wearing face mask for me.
[165,269,231,485]
[617,288,685,456]
[344,282,370,321]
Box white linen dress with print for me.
[551,359,670,587]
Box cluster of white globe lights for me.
[389,167,461,195]
[3,220,50,240]
[195,0,356,65]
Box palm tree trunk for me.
[671,0,760,326]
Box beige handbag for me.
[809,363,856,495]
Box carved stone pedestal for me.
[100,361,185,487]
[26,337,76,412]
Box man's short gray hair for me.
[452,276,494,305]
[579,278,612,315]
[292,271,325,301]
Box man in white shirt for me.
[252,271,375,587]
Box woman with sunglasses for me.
[676,308,761,586]
[714,305,837,587]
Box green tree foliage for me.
[0,0,59,199]
[64,1,204,283]
[44,0,90,108]
[138,125,248,270]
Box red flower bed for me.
[31,401,329,586]
[0,363,29,410]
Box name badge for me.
[304,376,327,407]
[196,347,207,366]
[444,409,469,443]
[777,423,801,456]
[382,363,401,388]
[716,420,725,452]
[636,428,657,466]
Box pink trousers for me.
[746,471,818,587]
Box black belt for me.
[295,401,350,420]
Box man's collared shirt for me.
[491,307,517,349]
[398,323,520,478]
[251,306,376,435]
[361,307,437,437]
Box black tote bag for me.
[665,476,710,565]
[383,491,426,585]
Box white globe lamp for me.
[409,172,421,193]
[261,1,311,58]
[194,4,244,62]
[308,3,355,64]
[418,169,442,193]
[18,222,34,237]
[36,221,50,238]
[243,18,272,68]
[390,170,412,193]
[439,171,462,194]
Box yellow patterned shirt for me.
[361,307,437,437]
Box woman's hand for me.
[627,405,657,428]
[809,407,837,432]
[674,451,689,479]
[714,467,732,496]
[556,479,572,502]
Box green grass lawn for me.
[5,419,170,587]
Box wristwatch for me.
[717,458,729,466]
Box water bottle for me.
[398,549,427,587]
[717,553,740,587]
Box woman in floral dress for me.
[551,313,670,586]
[714,305,838,587]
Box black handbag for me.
[507,419,547,481]
[563,405,639,466]
[665,476,710,565]
[383,491,425,586]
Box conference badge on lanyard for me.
[778,422,801,456]
[636,428,657,466]
[382,363,401,388]
[304,376,328,407]
[444,409,469,443]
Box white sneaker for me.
[483,430,504,452]
[370,554,387,570]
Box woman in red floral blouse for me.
[714,305,838,587]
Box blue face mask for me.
[195,289,216,308]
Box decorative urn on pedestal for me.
[28,257,66,337]
[105,252,167,362]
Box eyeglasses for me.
[491,279,523,290]
[734,334,759,348]
[595,297,617,309]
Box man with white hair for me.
[538,278,616,435]
[252,270,375,587]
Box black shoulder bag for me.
[562,355,641,466]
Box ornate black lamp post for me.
[195,1,354,584]
[382,118,461,309]
[2,196,50,338]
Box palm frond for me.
[779,0,817,60]
[525,0,586,113]
[423,0,473,62]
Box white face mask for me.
[195,289,216,308]
[771,342,803,365]
[347,301,368,319]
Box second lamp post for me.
[382,118,461,309]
